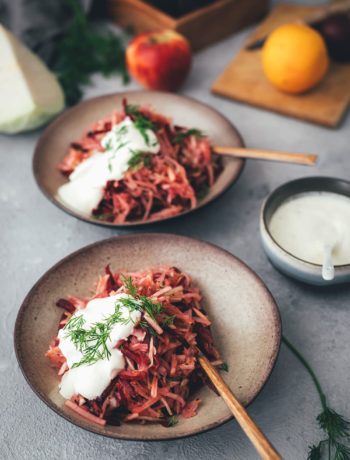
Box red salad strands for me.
[46,265,224,427]
[58,99,221,223]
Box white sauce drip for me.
[57,117,159,215]
[269,192,350,265]
[58,293,141,400]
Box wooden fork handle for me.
[198,353,283,460]
[213,146,317,166]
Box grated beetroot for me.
[58,102,221,223]
[46,265,224,426]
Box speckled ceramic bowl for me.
[33,91,244,227]
[15,234,281,440]
[260,176,350,286]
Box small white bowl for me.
[260,177,350,286]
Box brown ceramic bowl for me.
[15,234,281,440]
[32,90,244,227]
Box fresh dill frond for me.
[127,150,152,171]
[138,294,163,321]
[283,336,350,460]
[66,299,138,368]
[107,141,129,172]
[172,128,205,144]
[120,274,138,297]
[134,117,157,146]
[124,104,158,145]
[124,104,140,117]
[160,315,176,329]
[120,276,176,331]
[94,213,114,221]
[168,415,178,427]
[64,314,85,330]
[307,442,323,460]
[53,0,129,105]
[218,362,229,372]
[65,276,177,368]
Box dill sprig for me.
[218,362,229,372]
[160,315,177,329]
[104,125,130,172]
[107,141,129,172]
[53,0,129,105]
[124,104,158,146]
[94,213,114,221]
[63,275,176,368]
[63,299,140,368]
[127,150,152,171]
[282,336,350,460]
[168,415,178,427]
[120,274,162,321]
[172,128,205,144]
[121,275,175,328]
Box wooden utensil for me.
[198,350,282,460]
[213,146,317,165]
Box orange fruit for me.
[262,23,329,94]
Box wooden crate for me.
[107,0,269,51]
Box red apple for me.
[126,30,192,91]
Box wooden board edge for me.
[210,86,340,129]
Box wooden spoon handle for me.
[213,146,317,166]
[198,353,282,460]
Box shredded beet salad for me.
[58,99,222,223]
[46,265,225,427]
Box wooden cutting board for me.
[211,3,350,128]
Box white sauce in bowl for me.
[58,293,141,400]
[269,192,350,266]
[57,117,159,215]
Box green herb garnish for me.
[124,104,140,117]
[172,129,205,144]
[160,315,177,329]
[107,141,129,172]
[168,415,178,427]
[119,275,163,323]
[94,213,114,221]
[64,275,177,368]
[64,299,141,368]
[127,150,152,171]
[54,0,129,105]
[283,336,350,460]
[125,104,158,145]
[121,275,175,328]
[218,362,229,372]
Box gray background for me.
[1,1,349,459]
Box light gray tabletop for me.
[1,2,349,459]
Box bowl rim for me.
[32,90,245,228]
[261,176,350,271]
[14,233,281,441]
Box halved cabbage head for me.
[0,25,65,134]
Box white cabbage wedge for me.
[0,25,65,134]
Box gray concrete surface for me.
[1,2,349,459]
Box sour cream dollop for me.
[58,293,141,400]
[269,192,350,265]
[57,117,160,215]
